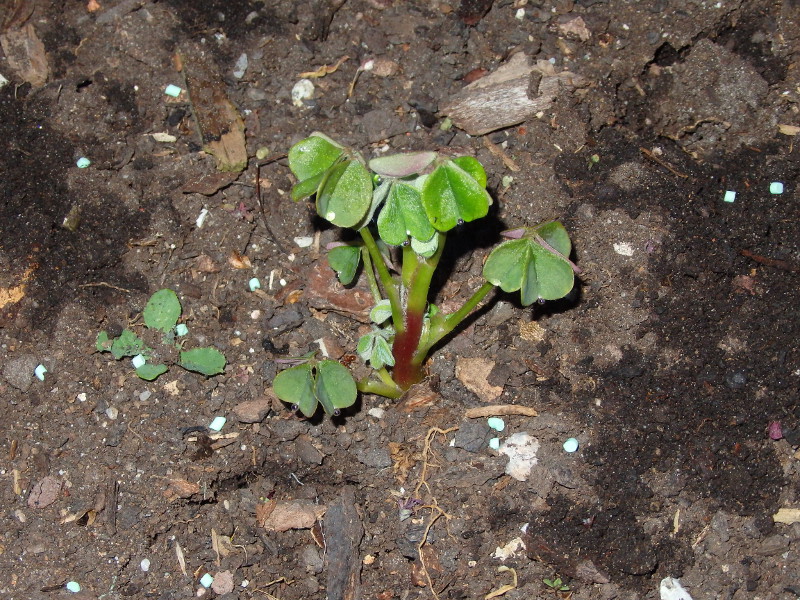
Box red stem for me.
[391,309,425,388]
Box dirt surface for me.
[1,1,799,599]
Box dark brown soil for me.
[1,1,799,599]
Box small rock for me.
[3,354,40,391]
[574,559,610,584]
[756,534,789,556]
[267,307,304,333]
[300,545,324,574]
[269,418,305,441]
[452,420,492,452]
[354,447,392,468]
[233,396,273,423]
[295,435,324,465]
[725,370,748,389]
[211,570,235,595]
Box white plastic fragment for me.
[660,577,693,600]
[487,417,505,432]
[563,437,579,453]
[498,432,539,481]
[248,278,261,292]
[492,537,526,561]
[723,190,736,203]
[66,581,81,593]
[770,182,784,195]
[131,354,146,369]
[34,364,47,381]
[293,236,314,248]
[76,157,91,168]
[199,573,214,588]
[196,208,210,228]
[209,416,227,432]
[0,73,9,90]
[175,324,189,336]
[515,8,525,19]
[613,242,635,256]
[291,79,315,107]
[140,558,151,572]
[164,84,182,97]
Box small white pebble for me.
[515,8,525,19]
[76,157,91,168]
[196,208,210,228]
[139,390,152,402]
[563,437,579,453]
[250,310,261,319]
[105,407,119,420]
[613,242,634,256]
[140,558,151,572]
[368,407,385,419]
[293,236,314,248]
[291,79,315,107]
[76,392,87,402]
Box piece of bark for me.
[0,23,49,87]
[260,499,327,532]
[325,487,364,600]
[440,53,587,136]
[179,43,247,172]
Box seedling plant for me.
[273,133,578,417]
[97,288,226,380]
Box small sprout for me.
[542,577,569,592]
[587,153,600,169]
[164,84,182,97]
[209,416,227,432]
[563,437,579,453]
[76,157,91,168]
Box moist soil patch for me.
[1,1,799,599]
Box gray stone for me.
[3,354,40,391]
[295,435,324,465]
[354,446,392,469]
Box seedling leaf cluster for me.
[273,133,578,417]
[97,289,226,380]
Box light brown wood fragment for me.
[464,404,538,418]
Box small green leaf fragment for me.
[315,360,357,414]
[316,160,373,228]
[179,347,226,376]
[369,299,393,324]
[143,289,182,333]
[327,245,361,285]
[136,363,168,380]
[96,331,112,352]
[372,336,395,368]
[291,171,326,202]
[110,329,146,359]
[410,233,439,258]
[273,363,317,417]
[368,151,437,178]
[288,133,343,182]
[377,183,435,246]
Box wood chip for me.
[455,357,503,401]
[464,404,538,418]
[0,23,49,87]
[325,487,364,600]
[773,507,800,524]
[260,499,326,532]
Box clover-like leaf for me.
[483,222,575,305]
[273,362,317,417]
[377,182,435,246]
[450,156,487,188]
[328,245,362,285]
[110,329,147,360]
[143,289,181,333]
[135,363,168,381]
[179,347,227,376]
[96,331,112,352]
[288,133,344,183]
[314,360,358,415]
[421,160,491,231]
[369,151,437,178]
[316,159,373,228]
[369,299,393,324]
[410,233,439,258]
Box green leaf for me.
[179,347,226,376]
[372,336,395,369]
[369,299,393,324]
[369,151,437,178]
[316,160,373,228]
[483,235,575,306]
[315,360,357,415]
[291,171,326,202]
[288,133,344,182]
[96,331,112,352]
[143,289,181,333]
[534,220,572,256]
[450,156,487,188]
[421,160,491,231]
[410,233,439,258]
[328,245,361,285]
[110,329,146,359]
[135,363,168,380]
[377,182,435,246]
[273,363,318,417]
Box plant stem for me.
[415,281,495,361]
[360,228,403,332]
[391,232,446,388]
[357,368,404,399]
[360,246,383,304]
